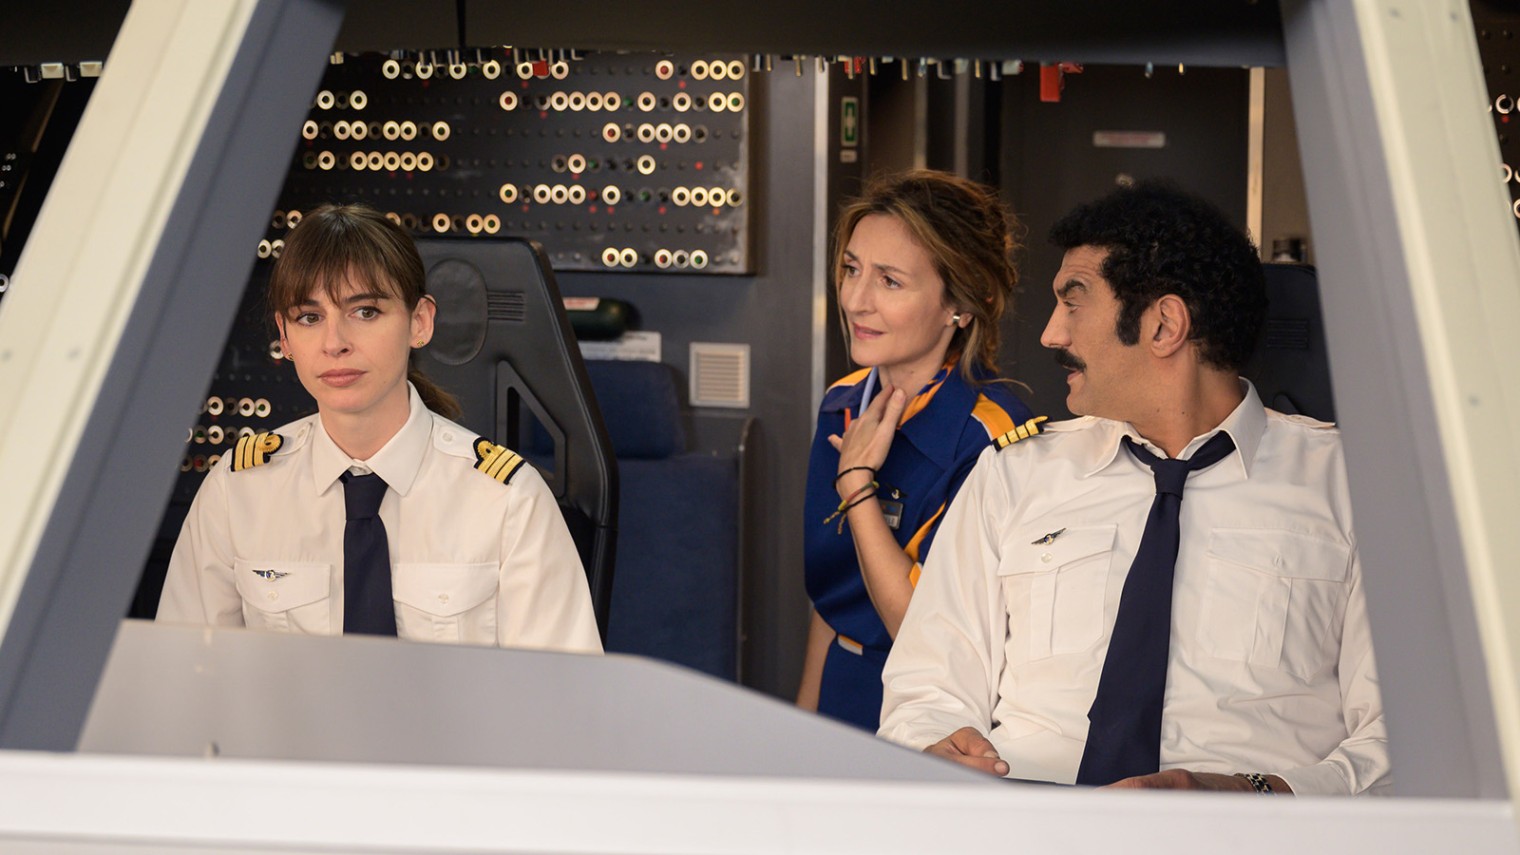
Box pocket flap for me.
[1207,529,1350,582]
[393,562,498,616]
[233,560,330,612]
[1001,524,1117,575]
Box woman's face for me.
[838,213,963,386]
[277,270,433,427]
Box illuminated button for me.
[690,60,709,81]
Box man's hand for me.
[924,727,1010,777]
[1104,769,1292,793]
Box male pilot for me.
[878,182,1389,795]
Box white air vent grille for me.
[689,342,750,409]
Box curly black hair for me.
[1048,181,1266,371]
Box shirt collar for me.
[311,384,432,497]
[1083,378,1267,479]
[894,364,975,469]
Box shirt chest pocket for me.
[999,525,1116,665]
[233,560,331,634]
[1198,529,1351,681]
[393,562,499,645]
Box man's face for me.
[1039,245,1151,419]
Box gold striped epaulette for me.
[473,438,526,485]
[232,432,284,471]
[994,416,1048,450]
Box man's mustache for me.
[1054,349,1085,372]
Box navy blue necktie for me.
[1075,431,1236,785]
[341,471,397,636]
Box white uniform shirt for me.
[158,385,602,653]
[879,382,1389,796]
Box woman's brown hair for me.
[832,169,1024,384]
[268,203,461,419]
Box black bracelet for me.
[834,466,877,487]
[822,486,879,534]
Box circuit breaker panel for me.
[269,50,753,274]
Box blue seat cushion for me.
[584,360,686,460]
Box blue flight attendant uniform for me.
[804,363,1035,730]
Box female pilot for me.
[798,170,1038,730]
[157,203,601,652]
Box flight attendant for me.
[798,170,1039,730]
[158,203,601,652]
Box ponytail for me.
[409,366,462,421]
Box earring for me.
[951,313,963,325]
[414,338,426,347]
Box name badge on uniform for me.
[879,486,904,530]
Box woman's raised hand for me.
[828,386,907,497]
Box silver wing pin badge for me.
[1030,528,1066,545]
[251,568,290,580]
